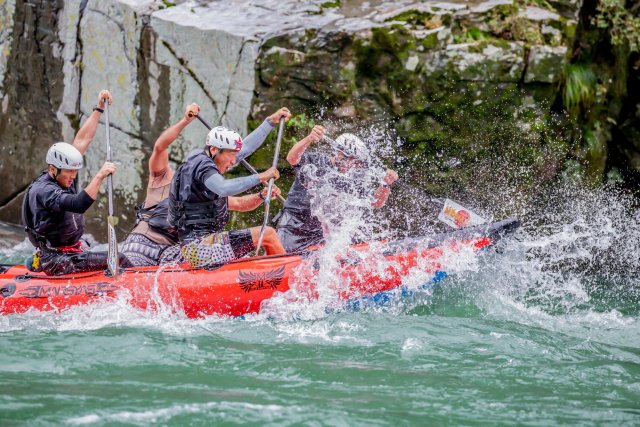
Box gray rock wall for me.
[0,0,634,239]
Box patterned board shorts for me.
[161,230,254,268]
[120,233,167,267]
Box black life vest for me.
[134,198,178,242]
[21,171,85,249]
[168,151,229,239]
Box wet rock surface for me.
[0,0,636,236]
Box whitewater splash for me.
[0,183,637,334]
[259,132,483,321]
[0,116,638,330]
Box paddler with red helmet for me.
[168,110,290,267]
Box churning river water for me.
[0,186,639,426]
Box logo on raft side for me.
[17,282,119,298]
[237,266,286,293]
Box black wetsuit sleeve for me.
[44,189,95,214]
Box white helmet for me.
[334,133,368,160]
[206,126,243,151]
[46,142,83,170]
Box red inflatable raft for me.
[0,219,519,318]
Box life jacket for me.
[21,171,85,249]
[134,198,178,242]
[168,151,229,239]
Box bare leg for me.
[249,226,286,255]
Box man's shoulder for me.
[301,151,329,166]
[192,154,220,181]
[32,172,59,192]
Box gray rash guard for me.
[203,119,273,196]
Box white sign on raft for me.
[437,199,487,229]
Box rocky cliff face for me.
[0,0,636,238]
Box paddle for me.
[194,114,286,204]
[255,117,286,254]
[323,135,486,229]
[104,99,119,276]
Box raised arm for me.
[228,185,281,212]
[149,103,200,176]
[372,169,398,209]
[286,125,325,166]
[45,162,116,214]
[236,107,291,162]
[204,167,279,197]
[72,90,112,155]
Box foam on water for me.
[455,185,640,347]
[1,125,639,339]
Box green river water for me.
[1,188,639,426]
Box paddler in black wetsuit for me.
[22,90,133,276]
[167,110,291,268]
[277,129,399,252]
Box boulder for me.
[0,0,588,234]
[524,45,568,83]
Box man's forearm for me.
[149,118,189,174]
[156,118,189,151]
[229,194,263,212]
[83,174,106,200]
[72,110,102,155]
[286,137,313,166]
[237,119,274,162]
[372,186,391,209]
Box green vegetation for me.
[386,10,451,29]
[159,0,176,9]
[246,0,640,213]
[320,0,340,8]
[562,64,597,115]
[453,28,489,44]
[592,0,640,52]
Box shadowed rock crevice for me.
[0,0,65,215]
[137,24,171,152]
[72,0,89,128]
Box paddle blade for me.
[437,199,487,229]
[107,216,119,276]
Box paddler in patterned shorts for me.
[121,104,291,266]
[22,90,134,275]
[119,102,201,266]
[277,129,399,252]
[166,111,291,267]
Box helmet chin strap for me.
[49,165,61,179]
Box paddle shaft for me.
[105,104,114,215]
[194,114,286,203]
[104,99,119,275]
[255,117,285,253]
